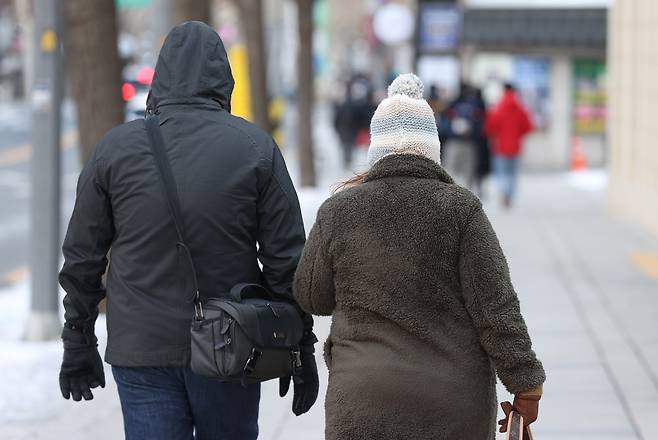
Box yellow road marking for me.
[0,265,30,287]
[0,143,30,165]
[630,251,658,280]
[0,130,78,167]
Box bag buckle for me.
[194,297,204,321]
[244,347,261,374]
[292,349,302,370]
[242,348,262,386]
[240,348,261,387]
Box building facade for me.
[416,0,608,170]
[607,0,658,236]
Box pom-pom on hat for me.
[367,73,441,167]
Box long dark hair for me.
[332,171,368,194]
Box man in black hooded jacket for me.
[58,21,318,439]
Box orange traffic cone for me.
[570,136,587,172]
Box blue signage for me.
[418,4,461,53]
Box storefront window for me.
[513,56,551,131]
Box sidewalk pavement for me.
[495,171,658,440]
[1,165,657,439]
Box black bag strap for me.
[230,283,275,302]
[144,116,204,320]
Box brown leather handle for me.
[505,411,534,440]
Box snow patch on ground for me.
[0,280,61,425]
[297,186,331,230]
[566,169,608,192]
[0,280,110,431]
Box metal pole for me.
[25,0,63,341]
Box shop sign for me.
[418,4,461,53]
[573,60,606,135]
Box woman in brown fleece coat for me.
[293,75,545,440]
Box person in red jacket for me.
[485,83,533,208]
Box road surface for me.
[0,99,88,288]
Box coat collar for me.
[364,154,455,184]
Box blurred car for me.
[122,64,154,121]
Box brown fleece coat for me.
[293,154,545,440]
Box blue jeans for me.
[493,155,520,199]
[112,366,260,440]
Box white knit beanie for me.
[367,73,441,167]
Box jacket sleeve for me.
[293,206,336,316]
[459,202,545,394]
[256,139,313,332]
[59,144,114,329]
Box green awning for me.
[115,0,151,8]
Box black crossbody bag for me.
[144,115,304,384]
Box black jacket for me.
[59,21,312,367]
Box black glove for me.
[59,324,105,401]
[279,332,319,416]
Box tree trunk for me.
[63,0,124,165]
[237,0,272,132]
[297,0,316,186]
[174,0,211,25]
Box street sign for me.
[373,4,415,46]
[418,4,461,53]
[40,29,57,53]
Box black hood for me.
[147,21,234,112]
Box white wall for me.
[607,0,658,237]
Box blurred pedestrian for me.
[485,83,533,208]
[294,74,545,440]
[333,83,357,169]
[473,87,491,198]
[333,75,377,169]
[58,22,319,440]
[427,84,449,145]
[350,76,378,149]
[427,84,446,117]
[443,82,481,188]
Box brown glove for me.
[498,385,542,433]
